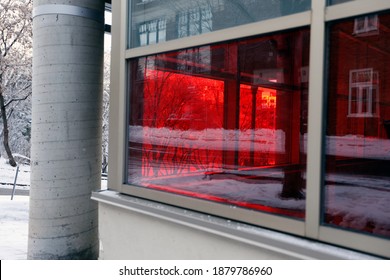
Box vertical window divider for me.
[108,0,128,191]
[305,0,326,239]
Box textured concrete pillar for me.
[28,0,105,259]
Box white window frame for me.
[138,18,166,46]
[108,0,390,258]
[353,14,379,35]
[348,68,379,117]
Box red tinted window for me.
[128,28,310,218]
[324,12,390,238]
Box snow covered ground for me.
[0,157,30,259]
[0,196,29,260]
[0,157,30,190]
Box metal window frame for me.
[107,0,390,258]
[320,0,390,258]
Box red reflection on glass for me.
[141,70,224,177]
[325,12,390,238]
[128,28,309,218]
[239,85,277,167]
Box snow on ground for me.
[325,182,390,236]
[130,126,390,159]
[0,157,30,190]
[0,195,29,260]
[130,126,286,152]
[0,156,30,260]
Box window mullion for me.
[305,0,326,239]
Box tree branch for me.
[4,84,31,108]
[3,22,27,57]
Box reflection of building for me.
[92,0,390,259]
[354,14,379,35]
[348,68,379,117]
[129,0,310,48]
[327,14,390,138]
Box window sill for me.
[91,190,379,260]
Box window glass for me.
[324,12,390,238]
[328,0,353,5]
[129,0,310,48]
[127,27,310,218]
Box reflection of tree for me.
[143,70,190,177]
[141,68,224,177]
[275,32,307,200]
[129,27,309,202]
[176,2,213,38]
[239,85,278,167]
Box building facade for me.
[92,0,390,259]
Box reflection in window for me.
[325,12,390,238]
[354,14,379,36]
[138,19,166,46]
[177,6,212,38]
[127,28,310,218]
[176,47,211,73]
[327,0,353,5]
[129,0,310,48]
[348,69,378,117]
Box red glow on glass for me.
[149,184,304,219]
[128,28,310,219]
[324,12,390,238]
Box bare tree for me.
[0,0,32,166]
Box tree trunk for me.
[0,90,17,167]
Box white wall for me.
[93,191,376,260]
[98,203,292,260]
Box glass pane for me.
[361,87,368,114]
[328,0,354,5]
[372,87,378,115]
[349,87,358,115]
[127,27,310,219]
[129,0,310,48]
[325,12,390,238]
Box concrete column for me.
[28,0,105,259]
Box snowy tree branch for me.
[4,87,31,108]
